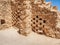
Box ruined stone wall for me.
[0,0,12,30]
[0,0,60,39]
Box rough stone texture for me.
[0,0,12,30]
[11,0,32,36]
[0,0,60,39]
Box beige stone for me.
[0,0,60,39]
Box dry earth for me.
[0,27,60,45]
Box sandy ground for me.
[0,27,60,45]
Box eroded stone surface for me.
[0,0,12,30]
[0,0,60,39]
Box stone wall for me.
[0,0,60,39]
[0,0,12,30]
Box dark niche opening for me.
[1,19,5,24]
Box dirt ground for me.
[0,27,60,45]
